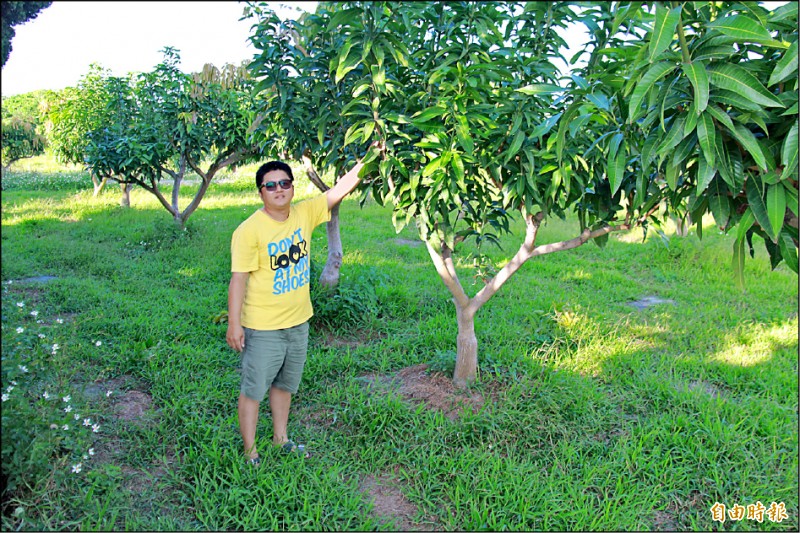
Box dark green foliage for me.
[1,1,51,66]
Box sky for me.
[1,1,590,99]
[1,1,317,97]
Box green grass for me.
[1,158,797,531]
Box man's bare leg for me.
[238,393,260,460]
[269,386,292,446]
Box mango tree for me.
[83,48,265,227]
[329,1,796,387]
[46,64,118,196]
[1,91,50,173]
[326,1,627,387]
[244,2,385,287]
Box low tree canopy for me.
[46,48,266,226]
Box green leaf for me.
[451,152,465,189]
[696,112,715,167]
[746,176,776,241]
[708,177,731,229]
[422,154,446,178]
[335,46,362,84]
[516,84,564,95]
[778,230,799,273]
[608,140,627,196]
[732,208,755,289]
[665,155,678,191]
[707,64,785,108]
[696,155,716,193]
[628,62,676,122]
[705,104,736,133]
[504,130,525,164]
[769,40,798,86]
[641,131,659,173]
[411,105,448,124]
[732,123,768,170]
[649,4,682,62]
[681,61,709,114]
[362,120,376,142]
[707,14,787,48]
[370,65,386,92]
[455,115,473,155]
[656,115,687,161]
[510,112,524,138]
[327,7,362,31]
[781,122,798,180]
[766,183,786,241]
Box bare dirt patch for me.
[395,364,487,420]
[115,390,154,421]
[360,364,489,421]
[360,472,437,531]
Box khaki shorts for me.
[240,322,309,401]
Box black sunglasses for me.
[260,179,293,192]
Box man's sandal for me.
[246,456,261,466]
[281,440,311,458]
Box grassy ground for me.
[1,157,797,531]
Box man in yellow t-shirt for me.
[227,156,370,464]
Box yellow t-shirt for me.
[230,194,330,330]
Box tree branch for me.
[531,223,632,257]
[302,151,330,192]
[472,211,544,309]
[425,240,470,308]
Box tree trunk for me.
[674,213,691,237]
[92,174,107,196]
[120,182,131,207]
[319,203,343,288]
[303,157,343,289]
[453,302,478,389]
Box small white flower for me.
[18,365,28,373]
[30,310,38,317]
[36,320,42,324]
[71,463,82,474]
[64,405,72,413]
[94,341,102,347]
[62,395,70,403]
[16,327,24,333]
[62,424,70,431]
[52,343,60,353]
[92,423,100,433]
[106,390,113,397]
[16,301,24,308]
[10,381,16,386]
[83,418,92,426]
[1,394,9,402]
[56,318,64,324]
[88,448,95,456]
[38,333,46,339]
[42,391,50,399]
[82,454,88,460]
[73,413,80,420]
[6,386,14,393]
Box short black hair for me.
[255,161,294,190]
